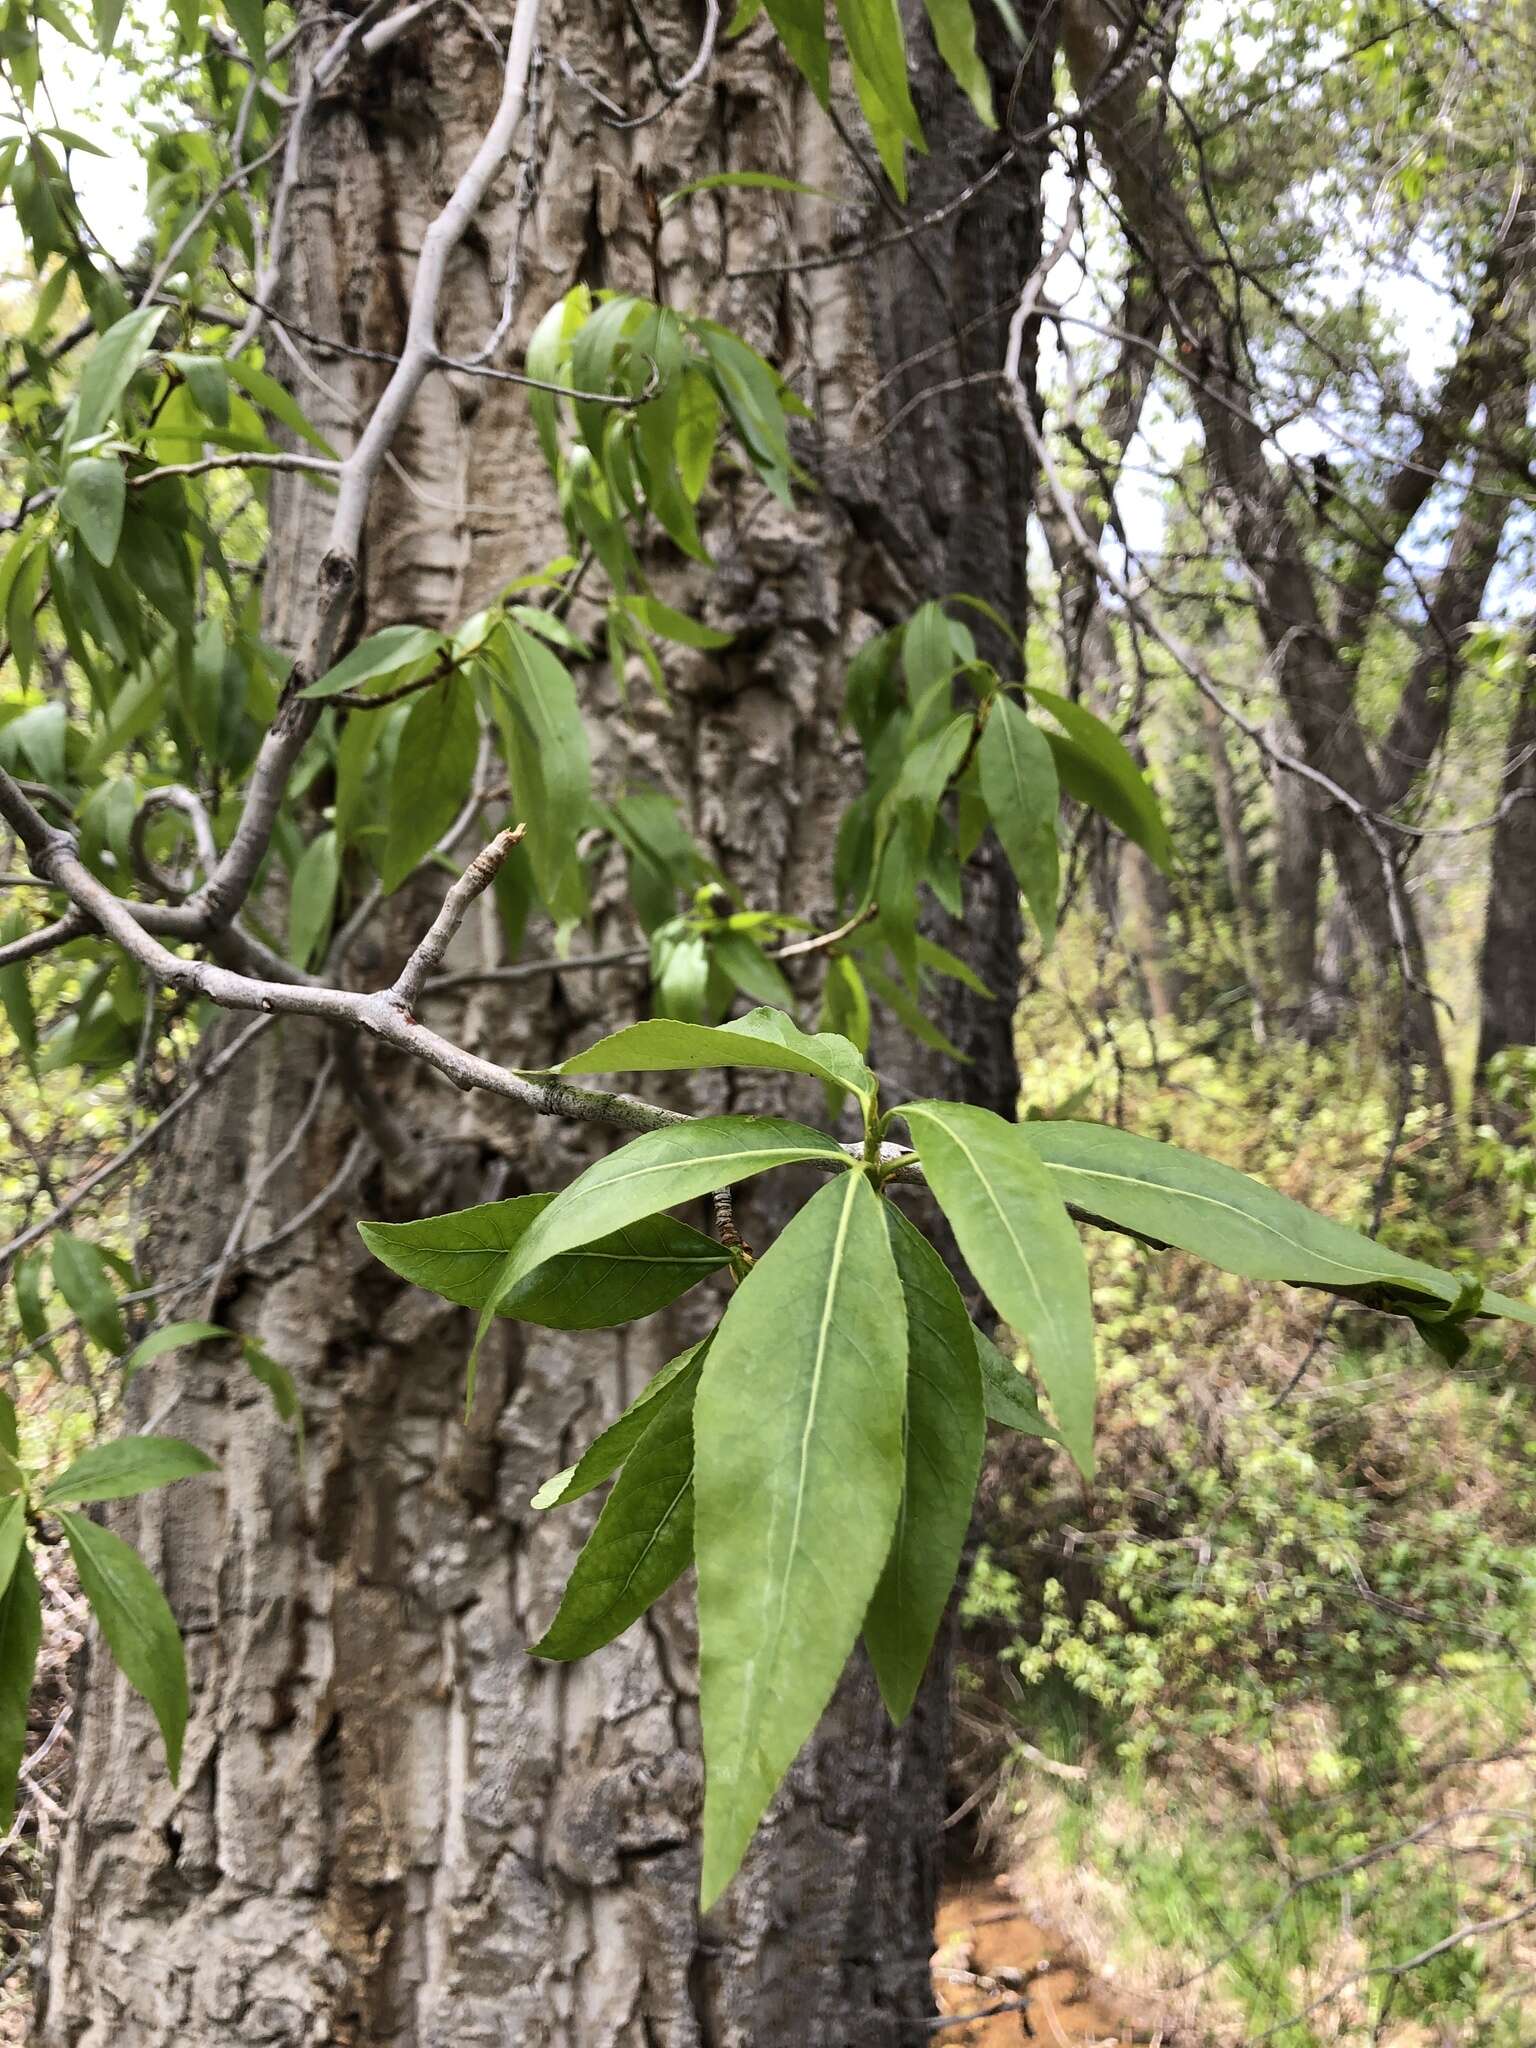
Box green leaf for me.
[922,0,995,125]
[841,0,927,191]
[530,1348,704,1657]
[864,1207,985,1724]
[624,594,734,649]
[381,675,478,892]
[167,352,230,428]
[695,1169,906,1907]
[0,1546,41,1833]
[58,455,125,566]
[1019,1121,1472,1314]
[289,828,340,968]
[484,1116,848,1317]
[978,694,1059,946]
[59,1510,188,1781]
[900,1102,1095,1477]
[74,303,164,441]
[302,624,443,700]
[661,171,834,212]
[121,1320,228,1381]
[41,1434,217,1507]
[762,0,831,102]
[532,1341,706,1510]
[973,1324,1059,1439]
[226,353,338,457]
[0,1389,17,1464]
[91,0,128,55]
[711,929,795,1010]
[492,622,592,924]
[241,1340,303,1449]
[555,1006,875,1107]
[1028,687,1173,873]
[359,1196,729,1326]
[0,910,38,1058]
[0,1497,25,1604]
[52,1232,126,1354]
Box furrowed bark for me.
[40,6,1057,2044]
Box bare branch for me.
[389,824,526,1013]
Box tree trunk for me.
[1197,688,1265,1023]
[1475,655,1536,1131]
[40,7,1054,2045]
[1268,714,1326,1029]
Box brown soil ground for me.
[933,1878,1164,2046]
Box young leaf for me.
[1028,686,1174,873]
[978,693,1060,946]
[492,621,592,923]
[533,1341,707,1510]
[381,675,478,892]
[40,1435,217,1507]
[242,1341,304,1450]
[973,1325,1059,1439]
[1019,1121,1475,1314]
[623,595,733,649]
[482,1116,849,1323]
[864,1208,985,1724]
[761,0,831,102]
[554,1006,875,1108]
[900,1102,1095,1477]
[661,171,833,211]
[59,1510,188,1781]
[289,827,339,969]
[530,1347,704,1658]
[359,1196,730,1327]
[0,1546,41,1833]
[695,1169,907,1907]
[58,455,126,566]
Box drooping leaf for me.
[59,1510,188,1781]
[226,353,338,456]
[51,1232,126,1354]
[289,827,339,968]
[241,1340,303,1450]
[922,0,995,126]
[532,1341,708,1510]
[973,1324,1060,1439]
[554,1007,875,1108]
[380,675,479,892]
[58,455,126,566]
[864,1207,985,1724]
[978,693,1059,946]
[695,1169,907,1907]
[491,621,592,924]
[761,0,831,102]
[662,171,834,211]
[531,1348,704,1658]
[73,303,164,441]
[359,1196,730,1327]
[0,1546,41,1833]
[1019,1121,1477,1315]
[41,1435,217,1507]
[1028,686,1173,872]
[901,1101,1095,1476]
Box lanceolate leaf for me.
[59,1510,189,1781]
[865,1207,985,1724]
[41,1435,218,1507]
[58,455,126,566]
[73,303,164,442]
[122,1320,228,1380]
[1028,686,1173,873]
[1019,1120,1478,1314]
[978,693,1060,946]
[381,675,479,892]
[51,1231,126,1354]
[0,1496,25,1605]
[0,1546,41,1833]
[360,1196,730,1327]
[973,1324,1059,1439]
[555,1006,875,1108]
[922,0,995,127]
[901,1101,1096,1477]
[533,1341,706,1510]
[762,0,831,102]
[695,1169,907,1907]
[531,1348,704,1658]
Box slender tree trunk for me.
[41,7,1055,2044]
[1475,656,1536,1131]
[1197,689,1265,1022]
[1268,718,1326,1029]
[1119,842,1184,1026]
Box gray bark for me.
[41,6,1054,2044]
